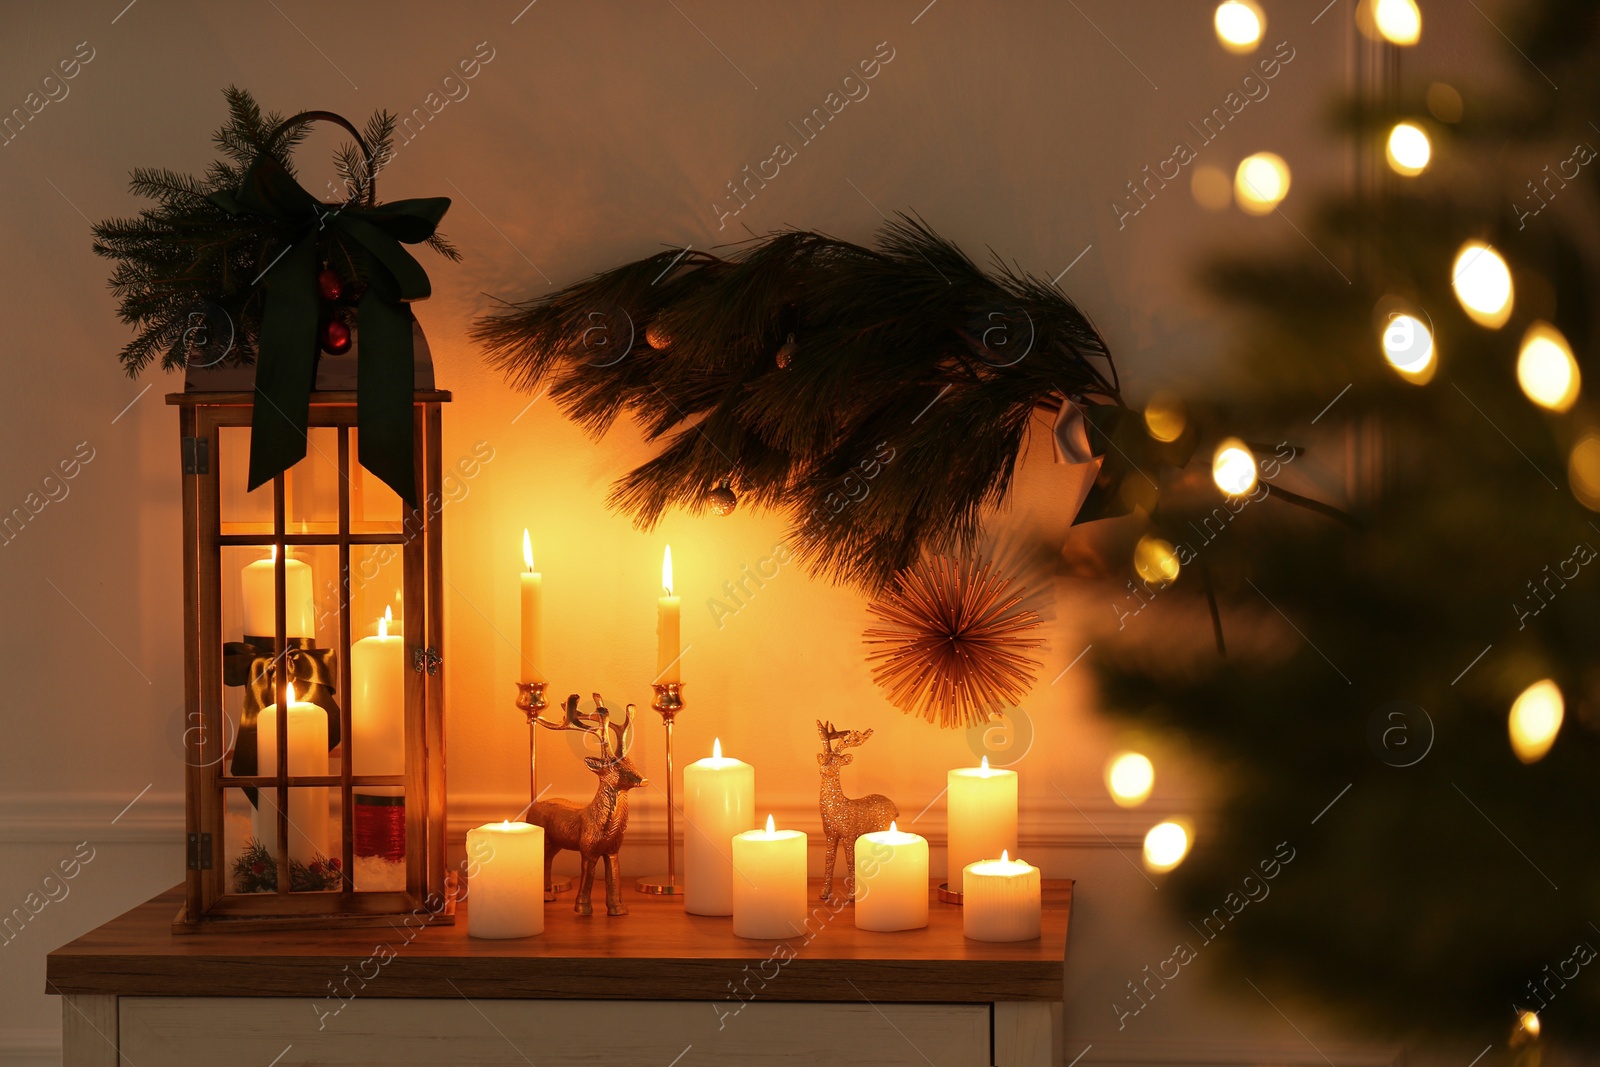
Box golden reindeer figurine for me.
[529,694,646,916]
[817,720,899,901]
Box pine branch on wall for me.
[475,216,1127,589]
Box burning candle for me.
[684,738,755,916]
[467,821,546,939]
[656,546,681,683]
[962,851,1041,942]
[854,821,928,932]
[351,607,405,864]
[946,756,1018,890]
[519,530,545,684]
[253,682,330,867]
[731,815,807,939]
[240,545,314,639]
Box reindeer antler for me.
[835,728,874,751]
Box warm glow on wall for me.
[1213,1,1264,53]
[1509,680,1564,764]
[1143,820,1191,872]
[1106,752,1155,807]
[1385,122,1431,176]
[1235,153,1290,215]
[1516,322,1580,412]
[1452,242,1513,328]
[1212,439,1258,496]
[1381,312,1436,383]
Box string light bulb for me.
[1381,311,1436,383]
[1133,536,1181,586]
[1509,680,1564,764]
[1106,752,1155,807]
[1235,152,1291,215]
[1516,322,1580,412]
[1212,439,1259,496]
[1213,1,1264,53]
[1386,122,1431,176]
[1143,820,1191,872]
[1358,0,1421,45]
[1452,241,1514,328]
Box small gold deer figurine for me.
[529,695,646,916]
[817,720,899,902]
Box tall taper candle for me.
[656,545,681,683]
[520,530,546,684]
[684,738,755,915]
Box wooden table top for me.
[48,880,1071,1003]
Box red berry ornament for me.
[321,319,352,355]
[317,268,343,302]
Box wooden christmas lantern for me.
[169,348,451,930]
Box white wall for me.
[0,1,1487,1062]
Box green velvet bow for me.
[208,155,450,506]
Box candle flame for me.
[286,681,297,705]
[269,544,278,562]
[502,819,513,830]
[765,813,775,834]
[889,820,898,833]
[522,529,534,572]
[981,755,990,772]
[662,545,674,595]
[713,738,722,759]
[1000,849,1009,863]
[378,614,389,639]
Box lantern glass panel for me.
[352,788,409,892]
[286,426,341,531]
[348,426,404,533]
[218,426,272,533]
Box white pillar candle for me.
[962,851,1042,942]
[351,607,405,780]
[854,821,929,932]
[656,545,681,683]
[946,756,1018,887]
[253,683,330,867]
[467,821,546,939]
[684,738,755,916]
[241,546,315,639]
[731,815,808,939]
[519,530,546,684]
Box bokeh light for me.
[1521,1011,1542,1038]
[1568,433,1600,511]
[1235,153,1291,215]
[1212,439,1259,496]
[1386,122,1431,176]
[1214,1,1264,53]
[1144,820,1191,872]
[1427,82,1463,123]
[1107,752,1156,808]
[1381,312,1435,383]
[1133,536,1181,586]
[1360,0,1422,44]
[1509,680,1564,764]
[1516,322,1580,412]
[1144,391,1188,443]
[1451,241,1514,328]
[1191,165,1233,211]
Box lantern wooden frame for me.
[168,389,452,931]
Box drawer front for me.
[119,996,992,1066]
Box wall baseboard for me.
[0,1028,62,1067]
[1065,1035,1403,1066]
[0,789,1165,849]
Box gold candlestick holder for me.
[514,680,572,895]
[636,681,685,895]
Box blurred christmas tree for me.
[1089,0,1600,1059]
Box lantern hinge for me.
[412,646,442,676]
[181,436,210,475]
[186,831,213,871]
